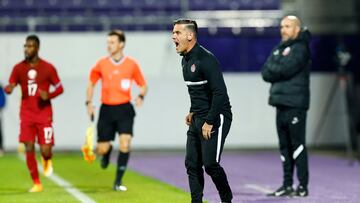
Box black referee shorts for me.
[97,102,136,142]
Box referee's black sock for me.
[100,145,112,169]
[115,151,130,185]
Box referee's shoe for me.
[267,185,294,197]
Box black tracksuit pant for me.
[276,106,309,188]
[185,114,232,203]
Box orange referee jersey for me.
[89,56,146,105]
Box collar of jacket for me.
[280,37,299,48]
[280,29,311,48]
[182,43,200,61]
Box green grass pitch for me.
[0,152,191,203]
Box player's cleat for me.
[267,185,294,197]
[17,143,25,155]
[113,184,127,191]
[41,157,53,177]
[294,185,308,197]
[101,145,112,169]
[29,184,43,193]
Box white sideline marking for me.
[48,174,96,203]
[18,154,96,203]
[244,184,273,194]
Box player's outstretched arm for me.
[4,83,16,94]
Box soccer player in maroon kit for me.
[4,35,64,192]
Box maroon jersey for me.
[8,58,62,123]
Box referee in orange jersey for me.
[86,30,148,191]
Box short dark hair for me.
[26,35,40,47]
[173,18,198,36]
[108,30,126,43]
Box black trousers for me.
[185,114,232,203]
[276,107,309,187]
[348,83,360,156]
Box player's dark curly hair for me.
[26,35,40,47]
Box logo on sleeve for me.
[190,64,196,72]
[282,47,291,56]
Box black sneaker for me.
[101,145,112,169]
[267,185,294,197]
[294,185,308,197]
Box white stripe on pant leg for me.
[293,144,304,159]
[280,155,285,162]
[216,114,224,163]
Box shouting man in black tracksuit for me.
[262,15,311,197]
[172,19,233,203]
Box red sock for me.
[26,151,40,184]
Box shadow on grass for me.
[0,187,29,195]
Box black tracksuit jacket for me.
[182,43,232,126]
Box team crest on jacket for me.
[282,47,291,56]
[191,64,196,72]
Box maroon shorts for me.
[19,120,54,145]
